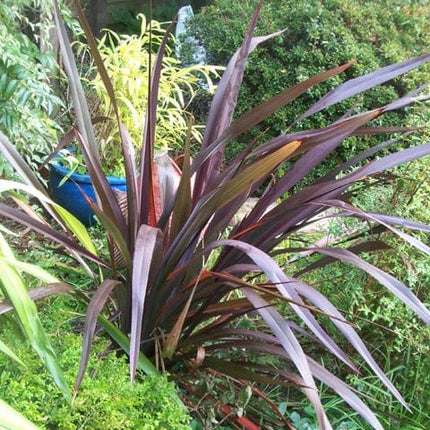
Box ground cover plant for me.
[0,296,191,430]
[1,0,430,428]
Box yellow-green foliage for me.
[86,14,221,159]
[0,322,191,430]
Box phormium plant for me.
[1,0,430,428]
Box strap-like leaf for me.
[243,288,332,430]
[0,283,73,315]
[138,18,178,227]
[74,279,121,395]
[298,53,430,121]
[0,203,106,268]
[315,247,430,325]
[0,399,40,430]
[157,141,301,303]
[130,225,160,381]
[53,1,127,238]
[0,235,70,401]
[97,315,158,376]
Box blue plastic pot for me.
[49,161,126,226]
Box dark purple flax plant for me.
[1,0,430,428]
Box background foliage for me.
[188,0,430,168]
[0,0,64,178]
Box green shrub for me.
[0,0,64,178]
[0,306,191,430]
[188,0,430,168]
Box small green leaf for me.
[237,385,252,409]
[3,79,19,101]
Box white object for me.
[175,5,206,65]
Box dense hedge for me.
[188,0,430,168]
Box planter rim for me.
[50,160,126,185]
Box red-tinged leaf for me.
[53,0,96,154]
[199,0,266,151]
[139,18,178,226]
[191,61,353,174]
[226,338,384,430]
[70,0,118,118]
[54,2,127,237]
[298,53,430,121]
[130,225,160,381]
[307,357,384,430]
[0,203,107,268]
[180,241,358,373]
[154,151,182,218]
[287,278,409,408]
[243,111,380,227]
[0,133,46,195]
[242,288,332,430]
[204,356,301,389]
[0,283,74,315]
[75,130,128,234]
[87,198,132,270]
[11,193,49,224]
[168,124,193,243]
[158,141,301,300]
[353,126,422,136]
[315,246,430,326]
[163,281,197,360]
[323,133,410,181]
[210,337,383,430]
[271,142,430,237]
[119,123,139,242]
[185,325,318,351]
[69,0,138,241]
[0,132,65,225]
[39,128,75,171]
[208,141,301,215]
[227,243,358,368]
[364,212,430,232]
[241,141,430,253]
[346,141,430,183]
[321,199,430,255]
[295,240,390,277]
[194,0,285,199]
[74,279,121,395]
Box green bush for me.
[0,0,63,178]
[188,0,430,167]
[0,303,191,430]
